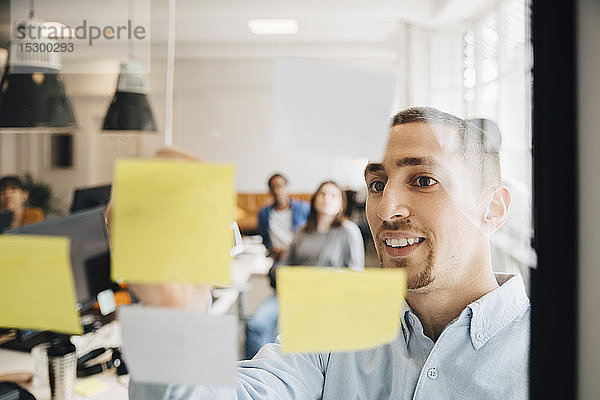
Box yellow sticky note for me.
[111,159,235,285]
[74,377,109,397]
[277,267,406,353]
[0,235,82,334]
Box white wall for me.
[170,59,387,193]
[1,32,410,209]
[3,10,530,213]
[578,0,600,398]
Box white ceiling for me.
[149,0,497,44]
[1,0,498,49]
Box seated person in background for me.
[0,176,44,229]
[257,174,309,262]
[129,107,529,399]
[244,180,365,359]
[282,181,364,270]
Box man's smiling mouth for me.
[384,237,424,248]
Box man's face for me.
[365,122,487,291]
[270,176,290,206]
[0,186,28,212]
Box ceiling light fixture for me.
[102,60,156,132]
[0,5,76,133]
[40,21,74,39]
[248,19,299,35]
[102,0,156,133]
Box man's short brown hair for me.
[391,107,502,192]
[267,173,288,191]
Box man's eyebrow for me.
[395,157,436,168]
[364,163,383,174]
[364,157,439,178]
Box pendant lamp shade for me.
[102,60,156,132]
[0,68,76,130]
[0,23,76,132]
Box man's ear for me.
[482,185,511,234]
[22,190,29,203]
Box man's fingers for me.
[129,282,212,311]
[154,147,202,162]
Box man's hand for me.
[128,282,212,311]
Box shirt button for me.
[475,331,484,341]
[427,367,438,380]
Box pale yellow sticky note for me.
[74,377,109,397]
[0,235,82,334]
[111,159,235,285]
[277,267,406,353]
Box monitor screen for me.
[70,184,112,213]
[6,206,113,309]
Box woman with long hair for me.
[245,180,364,359]
[282,180,364,269]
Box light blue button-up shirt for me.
[130,273,530,400]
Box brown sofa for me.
[235,193,312,234]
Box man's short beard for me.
[379,250,435,290]
[407,262,434,290]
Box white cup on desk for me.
[31,343,50,388]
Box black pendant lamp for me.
[102,60,156,132]
[0,21,76,132]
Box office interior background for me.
[0,0,598,398]
[0,0,531,201]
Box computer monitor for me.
[0,210,12,232]
[6,206,115,311]
[70,184,112,213]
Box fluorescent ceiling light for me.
[248,19,298,35]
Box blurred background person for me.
[245,180,365,359]
[258,173,310,262]
[0,176,44,229]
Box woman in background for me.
[245,180,365,359]
[282,181,364,269]
[0,176,44,230]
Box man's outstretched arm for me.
[129,341,328,400]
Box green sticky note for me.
[111,159,235,285]
[278,267,406,353]
[0,235,82,334]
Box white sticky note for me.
[118,305,237,387]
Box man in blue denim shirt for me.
[257,173,310,261]
[129,107,530,399]
[246,174,310,358]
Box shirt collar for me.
[400,305,412,345]
[400,273,530,350]
[467,273,530,349]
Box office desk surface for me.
[0,322,128,400]
[0,248,271,398]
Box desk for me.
[211,244,272,317]
[0,242,271,399]
[0,322,127,400]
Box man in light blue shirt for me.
[129,107,529,399]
